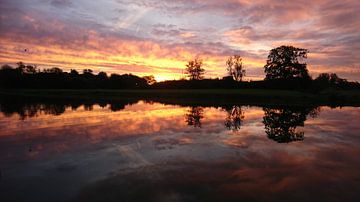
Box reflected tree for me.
[224,106,245,131]
[110,103,127,111]
[84,104,93,111]
[263,106,320,143]
[42,104,66,115]
[185,106,204,128]
[0,97,140,119]
[71,103,81,111]
[0,103,66,120]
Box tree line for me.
[0,45,359,90]
[170,45,359,90]
[0,62,154,89]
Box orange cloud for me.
[1,0,359,81]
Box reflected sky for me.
[0,101,359,201]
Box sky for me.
[0,0,359,81]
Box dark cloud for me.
[50,0,72,7]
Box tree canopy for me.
[264,45,310,80]
[0,62,148,89]
[185,57,205,80]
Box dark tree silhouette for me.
[315,73,345,85]
[185,106,204,128]
[83,69,94,77]
[17,62,37,74]
[264,45,310,80]
[312,73,360,90]
[0,62,150,89]
[226,55,245,82]
[70,69,79,76]
[1,64,13,70]
[16,62,26,73]
[97,71,108,79]
[224,106,245,131]
[185,57,205,80]
[1,61,358,90]
[262,106,320,143]
[43,67,63,74]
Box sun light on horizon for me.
[1,0,359,81]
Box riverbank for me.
[1,89,360,107]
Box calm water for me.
[0,100,359,202]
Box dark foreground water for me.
[0,100,359,202]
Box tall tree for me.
[264,45,310,80]
[226,55,245,81]
[185,57,205,80]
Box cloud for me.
[0,0,359,81]
[50,0,72,7]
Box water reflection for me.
[0,98,138,119]
[224,105,245,131]
[0,98,359,202]
[263,106,320,143]
[185,106,204,127]
[0,99,322,142]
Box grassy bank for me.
[1,89,360,106]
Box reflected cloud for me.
[0,98,359,201]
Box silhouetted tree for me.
[1,60,358,90]
[185,106,204,127]
[17,62,37,74]
[312,73,360,90]
[226,55,245,81]
[315,73,345,85]
[44,67,63,74]
[262,106,320,143]
[264,46,310,80]
[1,64,13,70]
[16,62,26,73]
[97,71,108,79]
[83,69,94,76]
[70,69,79,76]
[25,65,37,74]
[224,105,245,131]
[185,57,205,80]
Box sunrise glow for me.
[1,0,359,81]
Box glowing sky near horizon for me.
[0,0,359,81]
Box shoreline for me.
[1,89,360,107]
